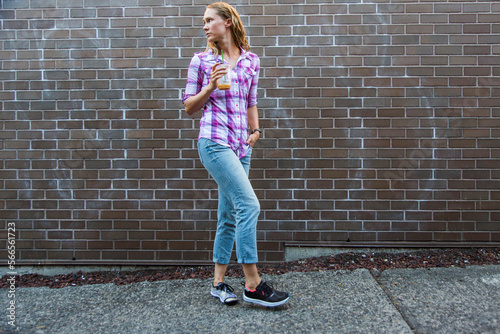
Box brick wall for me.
[1,0,499,265]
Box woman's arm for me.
[184,85,215,115]
[246,105,260,147]
[184,64,227,115]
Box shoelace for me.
[242,281,275,296]
[217,282,235,293]
[258,281,275,296]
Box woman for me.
[183,2,289,307]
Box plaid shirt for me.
[182,49,260,159]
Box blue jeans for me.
[197,138,260,265]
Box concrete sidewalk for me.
[1,265,499,333]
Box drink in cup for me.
[217,64,231,90]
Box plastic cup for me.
[217,64,231,90]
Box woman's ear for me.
[225,18,232,28]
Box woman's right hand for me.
[208,63,227,91]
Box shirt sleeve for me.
[247,55,260,108]
[182,54,203,104]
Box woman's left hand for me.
[246,132,260,147]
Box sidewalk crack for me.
[370,269,418,334]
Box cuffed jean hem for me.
[213,258,259,265]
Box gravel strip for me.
[1,248,499,289]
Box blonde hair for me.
[205,2,250,55]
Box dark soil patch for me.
[2,248,499,289]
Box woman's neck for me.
[218,42,240,66]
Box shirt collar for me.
[209,48,251,63]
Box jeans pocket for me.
[197,138,218,165]
[197,139,207,165]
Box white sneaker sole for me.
[211,291,238,305]
[243,294,290,307]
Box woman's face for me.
[203,8,229,44]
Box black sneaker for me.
[243,281,289,307]
[211,282,238,305]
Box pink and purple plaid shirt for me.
[182,49,260,159]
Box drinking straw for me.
[221,50,226,80]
